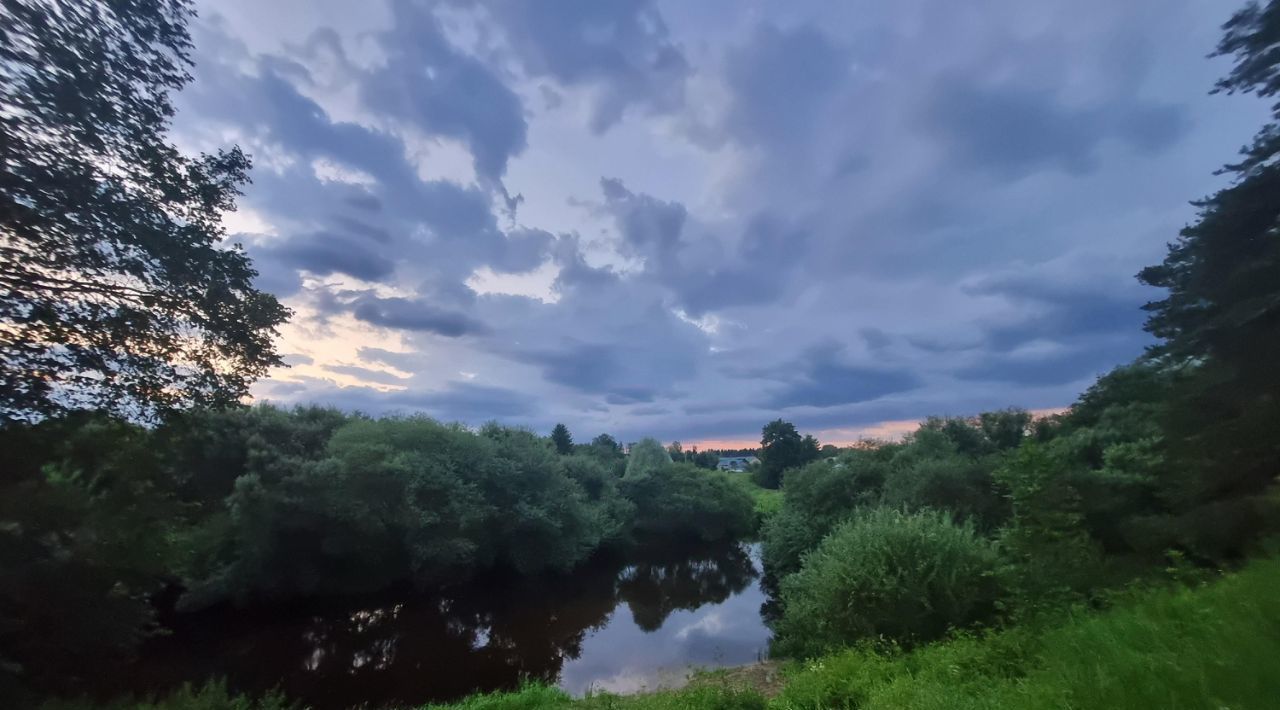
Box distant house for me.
[717,456,759,472]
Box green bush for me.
[773,555,1280,710]
[772,508,1001,656]
[622,464,757,542]
[761,453,888,578]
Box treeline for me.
[0,410,758,700]
[549,423,749,471]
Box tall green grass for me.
[776,555,1280,709]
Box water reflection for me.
[117,541,768,709]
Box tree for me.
[550,423,574,455]
[0,0,289,423]
[667,440,685,462]
[756,419,819,489]
[590,433,622,455]
[625,438,672,479]
[1136,0,1280,553]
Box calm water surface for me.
[113,541,770,709]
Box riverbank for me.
[66,554,1280,709]
[430,554,1280,709]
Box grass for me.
[45,556,1280,709]
[722,474,783,530]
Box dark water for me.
[108,541,769,709]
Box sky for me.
[174,0,1266,447]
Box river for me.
[102,540,770,709]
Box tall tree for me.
[1138,0,1280,552]
[550,423,574,455]
[757,419,819,489]
[0,0,289,423]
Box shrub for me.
[772,508,1001,656]
[622,464,757,542]
[624,438,672,479]
[761,454,888,578]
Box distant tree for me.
[625,438,672,479]
[979,408,1032,451]
[550,423,574,455]
[820,444,840,457]
[1136,0,1280,551]
[0,0,290,422]
[756,419,820,488]
[590,433,622,455]
[667,440,685,462]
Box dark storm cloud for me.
[594,180,809,315]
[265,231,397,281]
[764,342,921,409]
[967,262,1156,348]
[955,338,1141,387]
[954,258,1158,386]
[286,382,536,421]
[718,23,849,147]
[529,343,624,394]
[363,0,528,183]
[407,382,536,419]
[466,0,689,132]
[926,80,1190,179]
[352,296,488,337]
[329,214,392,243]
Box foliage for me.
[883,428,1006,530]
[1136,0,1280,560]
[185,417,616,606]
[622,464,757,542]
[774,555,1280,710]
[761,451,889,578]
[755,420,819,489]
[0,0,289,422]
[623,438,672,479]
[0,415,181,697]
[550,424,575,455]
[771,508,1001,657]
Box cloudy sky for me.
[176,0,1265,446]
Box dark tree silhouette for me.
[756,419,819,488]
[1138,0,1280,552]
[550,423,574,455]
[0,0,289,422]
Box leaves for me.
[0,0,289,422]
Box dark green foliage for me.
[0,416,181,696]
[755,420,820,489]
[772,508,1001,657]
[185,417,621,606]
[622,464,757,542]
[550,424,574,455]
[623,437,672,479]
[560,455,636,547]
[0,0,289,422]
[1137,0,1280,560]
[577,433,627,477]
[761,451,890,578]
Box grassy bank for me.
[60,554,1280,709]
